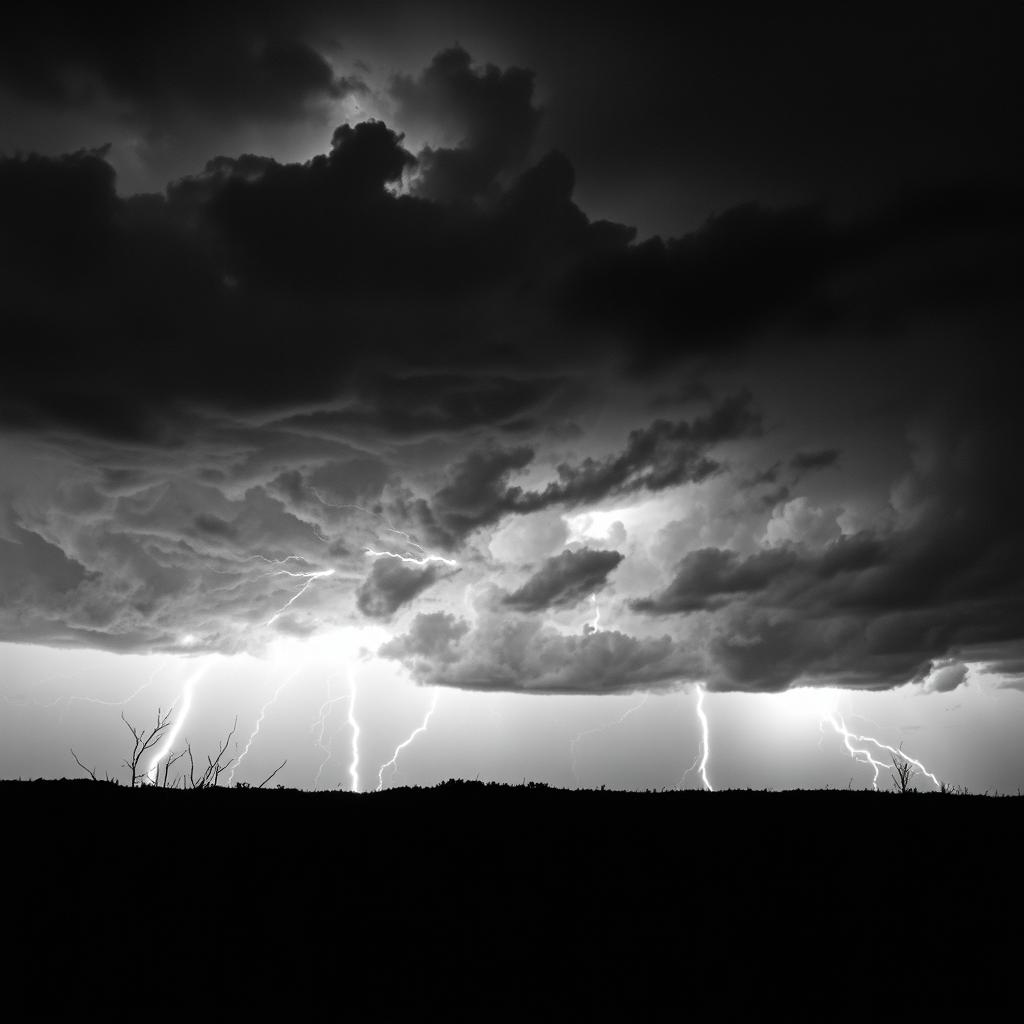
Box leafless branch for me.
[70,749,98,781]
[182,718,239,789]
[257,760,287,789]
[890,752,918,794]
[161,748,187,788]
[120,707,174,786]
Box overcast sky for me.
[2,1,1022,791]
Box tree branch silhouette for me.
[890,750,918,794]
[120,708,173,787]
[69,748,97,781]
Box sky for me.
[2,1,1023,792]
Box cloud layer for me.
[1,42,1022,697]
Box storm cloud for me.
[1,30,1022,699]
[503,548,624,612]
[356,556,453,619]
[379,609,699,695]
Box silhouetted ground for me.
[2,779,1019,1015]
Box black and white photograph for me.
[2,1,1022,1013]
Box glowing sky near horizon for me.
[3,635,1021,792]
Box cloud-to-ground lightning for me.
[569,693,649,787]
[347,674,361,793]
[680,683,713,791]
[821,709,940,790]
[226,669,301,786]
[145,662,210,783]
[265,567,335,625]
[376,689,439,791]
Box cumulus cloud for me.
[392,46,541,203]
[488,510,570,564]
[503,548,623,612]
[921,660,969,694]
[764,498,842,548]
[380,610,700,695]
[630,405,1024,691]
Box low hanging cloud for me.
[626,407,1024,692]
[379,610,701,695]
[503,547,624,612]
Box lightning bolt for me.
[226,669,301,786]
[364,547,458,568]
[347,673,361,793]
[376,689,439,791]
[4,658,172,721]
[313,490,447,563]
[145,662,210,783]
[680,683,713,791]
[569,693,649,787]
[265,567,335,625]
[590,592,601,631]
[311,673,349,790]
[821,709,940,790]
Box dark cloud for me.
[392,46,541,203]
[503,548,623,612]
[631,399,1024,692]
[378,611,469,667]
[356,555,452,619]
[560,185,1024,369]
[0,3,357,133]
[274,374,564,440]
[1,36,1023,699]
[400,446,536,550]
[790,449,840,474]
[380,609,699,695]
[506,392,761,511]
[3,101,1017,446]
[631,547,800,615]
[401,393,761,549]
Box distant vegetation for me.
[62,708,992,795]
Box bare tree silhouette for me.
[185,717,238,789]
[68,711,281,790]
[69,749,98,781]
[121,708,174,787]
[890,750,918,794]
